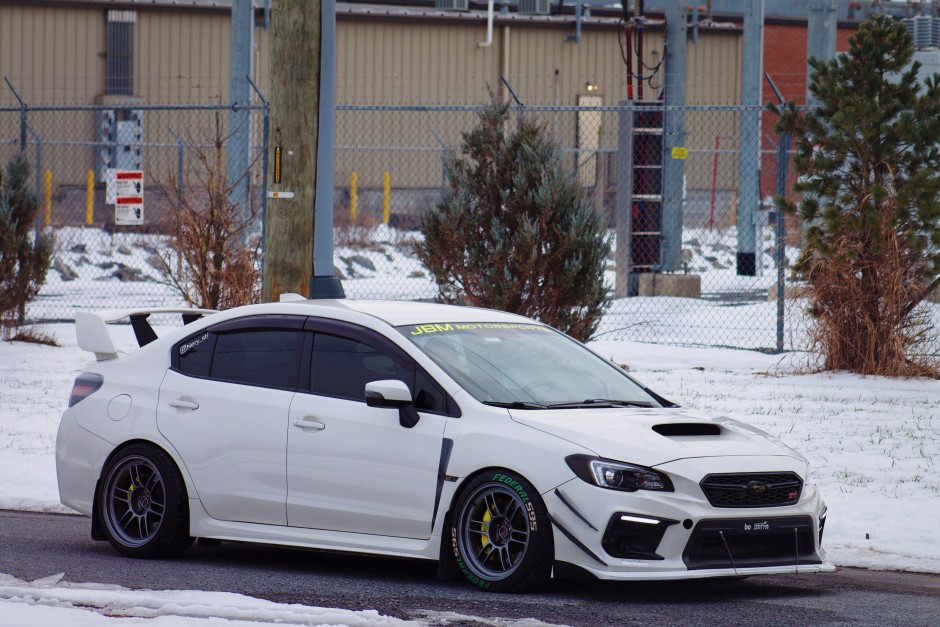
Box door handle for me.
[169,399,199,410]
[293,417,326,431]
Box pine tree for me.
[0,155,53,326]
[772,15,940,376]
[419,102,610,342]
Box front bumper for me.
[546,456,835,580]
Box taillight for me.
[68,373,104,407]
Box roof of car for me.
[302,299,536,327]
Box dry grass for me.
[333,209,380,250]
[803,199,939,378]
[2,325,59,346]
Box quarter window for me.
[178,332,216,378]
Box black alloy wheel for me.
[451,470,552,592]
[98,443,193,558]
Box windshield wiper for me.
[482,400,547,410]
[545,399,655,409]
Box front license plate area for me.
[682,516,822,570]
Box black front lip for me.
[682,515,822,570]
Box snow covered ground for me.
[1,321,938,624]
[6,223,940,623]
[0,572,418,626]
[38,224,918,353]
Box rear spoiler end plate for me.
[76,307,217,361]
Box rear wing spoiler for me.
[76,307,217,361]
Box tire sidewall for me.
[450,469,552,593]
[97,443,190,558]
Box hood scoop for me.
[652,423,721,437]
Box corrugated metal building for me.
[0,0,746,194]
[0,0,743,107]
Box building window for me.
[106,10,136,96]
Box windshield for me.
[397,322,661,408]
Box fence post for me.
[500,75,524,130]
[661,1,687,273]
[247,76,271,255]
[229,0,253,235]
[615,101,635,298]
[736,1,764,277]
[775,132,791,354]
[44,170,52,227]
[168,127,185,201]
[27,126,42,237]
[3,77,28,152]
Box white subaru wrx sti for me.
[56,298,834,592]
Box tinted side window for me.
[311,333,410,401]
[210,329,301,389]
[178,332,216,377]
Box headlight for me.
[566,455,674,492]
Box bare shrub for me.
[155,113,260,310]
[803,197,938,376]
[2,325,59,346]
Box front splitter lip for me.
[568,561,837,581]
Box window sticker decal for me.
[179,333,209,355]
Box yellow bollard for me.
[350,171,358,223]
[44,170,52,226]
[85,170,95,225]
[383,171,390,225]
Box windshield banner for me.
[404,322,549,336]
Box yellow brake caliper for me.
[480,507,492,548]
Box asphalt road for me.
[2,510,938,626]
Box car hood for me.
[509,407,801,468]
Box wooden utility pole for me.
[263,0,344,301]
[262,0,318,300]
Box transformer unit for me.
[97,108,144,180]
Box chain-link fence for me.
[331,103,815,352]
[1,96,269,322]
[4,96,938,354]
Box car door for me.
[157,316,304,526]
[286,319,452,539]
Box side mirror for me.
[364,380,419,429]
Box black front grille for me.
[700,472,802,508]
[683,516,821,570]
